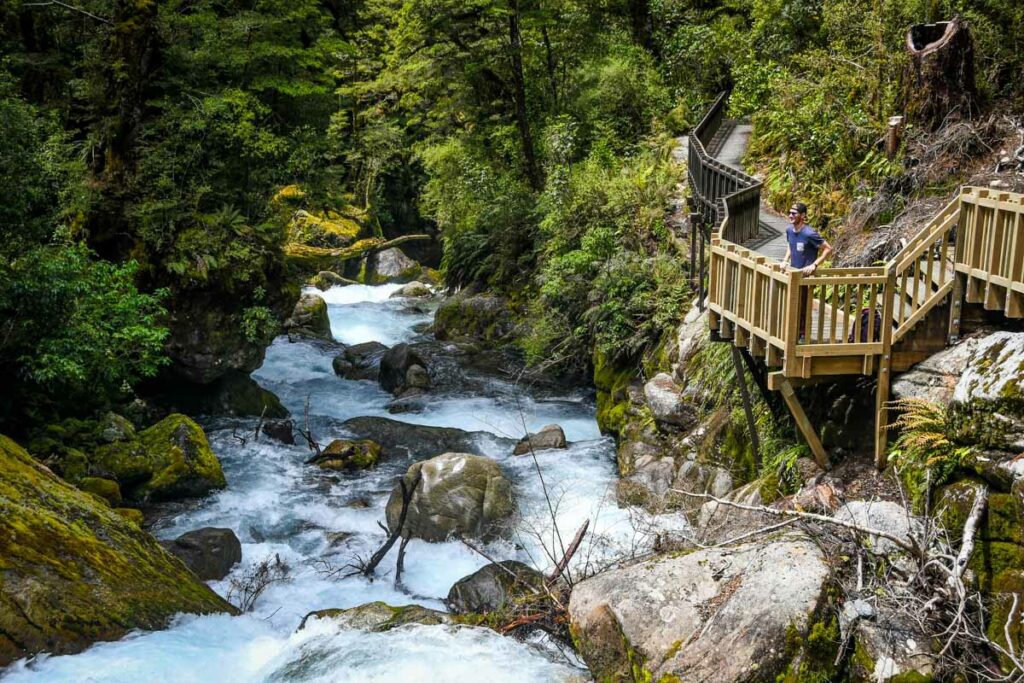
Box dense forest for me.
[4,0,1024,679]
[2,0,1019,435]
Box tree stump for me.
[904,16,978,130]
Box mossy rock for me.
[593,348,637,437]
[113,507,145,527]
[77,477,122,506]
[433,293,516,347]
[284,292,332,342]
[298,602,451,632]
[90,414,226,504]
[286,208,363,248]
[307,439,380,471]
[0,434,235,666]
[988,570,1024,672]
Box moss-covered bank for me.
[0,434,235,666]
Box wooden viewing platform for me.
[689,93,1024,469]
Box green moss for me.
[77,477,122,506]
[775,616,841,683]
[91,414,226,504]
[0,434,234,666]
[593,348,638,437]
[313,439,381,471]
[113,507,144,526]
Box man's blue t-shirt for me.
[787,224,825,269]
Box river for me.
[3,284,682,682]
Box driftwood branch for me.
[671,489,924,558]
[953,484,988,581]
[297,395,321,456]
[24,0,111,23]
[546,519,589,586]
[360,472,422,578]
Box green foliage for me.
[0,243,168,417]
[889,398,976,507]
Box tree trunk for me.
[507,0,542,191]
[904,15,978,130]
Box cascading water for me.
[2,284,679,683]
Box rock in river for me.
[512,424,567,455]
[284,292,332,342]
[89,413,226,504]
[0,434,234,666]
[341,416,513,460]
[299,602,451,632]
[385,452,515,542]
[447,561,545,614]
[379,343,430,394]
[160,527,243,581]
[332,341,388,381]
[307,438,380,471]
[568,532,830,682]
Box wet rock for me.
[299,602,451,632]
[344,498,371,509]
[285,292,332,342]
[405,363,431,390]
[368,248,421,284]
[447,561,545,614]
[158,371,288,419]
[342,416,512,461]
[433,293,516,347]
[386,452,516,542]
[0,434,234,666]
[379,343,429,394]
[834,501,920,556]
[307,438,380,471]
[512,424,568,456]
[77,476,122,506]
[568,533,830,682]
[90,414,226,504]
[643,372,697,429]
[390,281,431,298]
[386,393,428,414]
[261,419,295,445]
[164,295,272,384]
[332,341,388,382]
[310,270,349,291]
[159,527,243,581]
[325,531,353,548]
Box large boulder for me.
[893,332,1024,450]
[90,414,226,504]
[156,371,288,419]
[332,341,388,381]
[568,533,830,682]
[385,452,516,542]
[433,293,516,346]
[512,424,567,456]
[284,292,332,342]
[643,372,698,429]
[379,343,430,394]
[447,561,545,614]
[389,281,431,298]
[833,501,920,556]
[0,435,234,666]
[367,247,421,284]
[341,417,514,460]
[159,527,242,581]
[163,296,271,384]
[299,602,451,632]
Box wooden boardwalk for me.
[688,93,1024,470]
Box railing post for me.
[874,267,897,469]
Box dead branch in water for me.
[547,520,589,587]
[296,395,321,457]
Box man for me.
[782,202,832,341]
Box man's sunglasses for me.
[788,209,800,215]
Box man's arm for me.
[802,240,833,274]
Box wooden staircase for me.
[706,186,1024,468]
[685,96,1024,470]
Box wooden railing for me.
[687,92,762,245]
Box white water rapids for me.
[3,284,683,682]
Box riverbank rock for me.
[341,416,514,460]
[159,527,242,581]
[285,292,332,342]
[568,533,830,682]
[310,270,349,290]
[386,452,515,542]
[156,371,288,419]
[77,476,122,506]
[299,602,452,632]
[643,373,698,429]
[90,414,226,504]
[447,561,545,614]
[893,332,1024,451]
[379,343,430,394]
[0,435,235,666]
[850,615,935,682]
[433,293,516,346]
[307,439,380,471]
[332,341,388,381]
[512,424,568,456]
[618,457,732,516]
[834,501,920,556]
